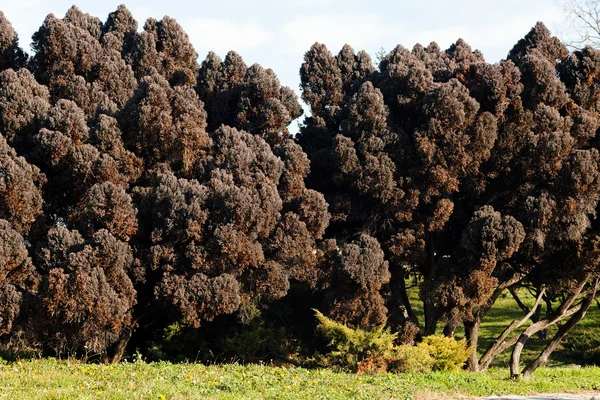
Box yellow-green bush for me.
[314,310,472,373]
[418,335,473,371]
[314,309,396,371]
[388,345,435,373]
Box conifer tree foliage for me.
[197,51,303,145]
[124,15,198,85]
[297,23,600,376]
[36,227,136,355]
[0,134,45,234]
[318,234,391,327]
[0,5,327,362]
[30,5,137,115]
[0,4,600,376]
[120,72,210,174]
[0,219,39,337]
[0,68,50,151]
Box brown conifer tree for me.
[0,12,27,70]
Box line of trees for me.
[1,5,600,378]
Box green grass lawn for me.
[0,358,599,399]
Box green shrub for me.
[314,309,396,371]
[314,311,472,373]
[388,345,435,373]
[418,335,473,371]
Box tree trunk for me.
[480,334,520,372]
[464,278,522,372]
[103,328,133,364]
[101,311,150,364]
[509,331,530,378]
[509,286,546,340]
[478,287,545,372]
[520,278,599,379]
[423,298,438,335]
[443,319,459,337]
[510,306,582,378]
[398,270,418,324]
[464,320,480,371]
[388,267,419,335]
[544,293,554,315]
[509,287,531,315]
[422,234,438,335]
[456,274,525,372]
[509,276,589,378]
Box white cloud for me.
[183,18,271,58]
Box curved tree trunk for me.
[520,278,599,379]
[398,272,417,323]
[101,311,148,364]
[422,234,439,336]
[103,328,133,364]
[443,319,459,337]
[478,287,545,371]
[462,274,526,372]
[388,267,420,337]
[509,276,590,378]
[509,286,547,339]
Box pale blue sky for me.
[2,0,568,129]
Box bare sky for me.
[1,0,568,129]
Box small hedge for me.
[419,335,473,371]
[388,345,435,373]
[314,310,472,374]
[314,309,397,372]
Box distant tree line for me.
[1,5,600,379]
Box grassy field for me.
[0,358,599,399]
[1,287,599,399]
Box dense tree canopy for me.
[297,22,600,376]
[0,5,599,377]
[0,5,328,364]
